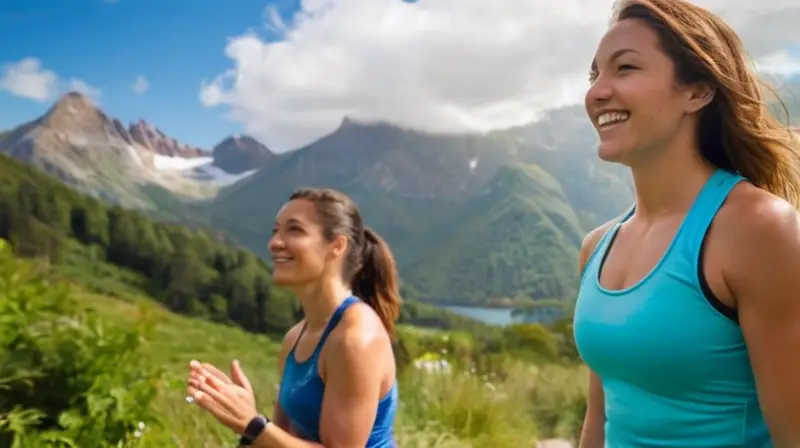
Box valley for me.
[1,92,636,307]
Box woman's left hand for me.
[187,359,258,434]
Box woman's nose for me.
[586,75,613,104]
[268,234,285,252]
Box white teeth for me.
[597,111,630,126]
[273,257,292,263]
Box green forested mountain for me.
[399,164,583,303]
[0,151,298,334]
[205,108,634,304]
[0,152,485,336]
[0,92,635,306]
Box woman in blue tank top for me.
[186,187,400,447]
[574,1,800,447]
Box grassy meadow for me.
[0,240,588,447]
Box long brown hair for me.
[613,0,800,209]
[288,187,402,338]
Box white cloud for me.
[0,57,101,103]
[132,75,150,94]
[201,0,800,152]
[755,50,800,78]
[0,58,59,102]
[67,78,102,102]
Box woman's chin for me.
[271,272,294,287]
[597,142,626,163]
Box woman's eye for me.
[618,64,636,72]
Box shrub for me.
[0,239,165,447]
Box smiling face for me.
[268,199,346,288]
[585,18,707,165]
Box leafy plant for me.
[0,239,164,447]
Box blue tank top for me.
[278,296,398,447]
[573,169,772,447]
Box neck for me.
[293,276,351,332]
[628,131,715,220]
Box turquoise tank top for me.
[278,296,398,447]
[573,169,772,447]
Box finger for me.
[198,374,236,412]
[201,362,234,385]
[188,387,240,430]
[187,371,207,390]
[187,374,208,391]
[189,360,233,385]
[231,359,253,393]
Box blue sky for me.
[2,0,799,152]
[0,0,300,148]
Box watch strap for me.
[238,414,269,446]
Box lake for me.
[439,304,564,327]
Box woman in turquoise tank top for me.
[574,0,800,447]
[186,187,400,447]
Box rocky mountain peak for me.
[43,91,111,134]
[211,134,275,174]
[127,119,205,158]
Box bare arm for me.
[317,308,390,447]
[581,371,605,448]
[577,220,616,448]
[726,198,800,445]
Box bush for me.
[393,324,589,445]
[0,239,165,447]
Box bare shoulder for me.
[715,182,799,249]
[580,215,624,271]
[327,303,391,357]
[323,303,394,372]
[716,183,800,291]
[278,321,306,363]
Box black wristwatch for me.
[238,414,270,446]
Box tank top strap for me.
[580,204,635,283]
[313,296,360,356]
[675,168,746,261]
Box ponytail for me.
[351,227,402,339]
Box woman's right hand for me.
[187,359,258,434]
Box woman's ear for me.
[685,82,715,113]
[329,234,349,260]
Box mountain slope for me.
[206,108,634,303]
[208,119,529,251]
[1,93,634,305]
[0,150,488,338]
[0,92,259,210]
[400,163,583,304]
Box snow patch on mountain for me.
[153,154,214,171]
[197,164,258,185]
[152,153,257,186]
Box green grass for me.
[76,292,284,446]
[0,237,587,447]
[72,289,587,447]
